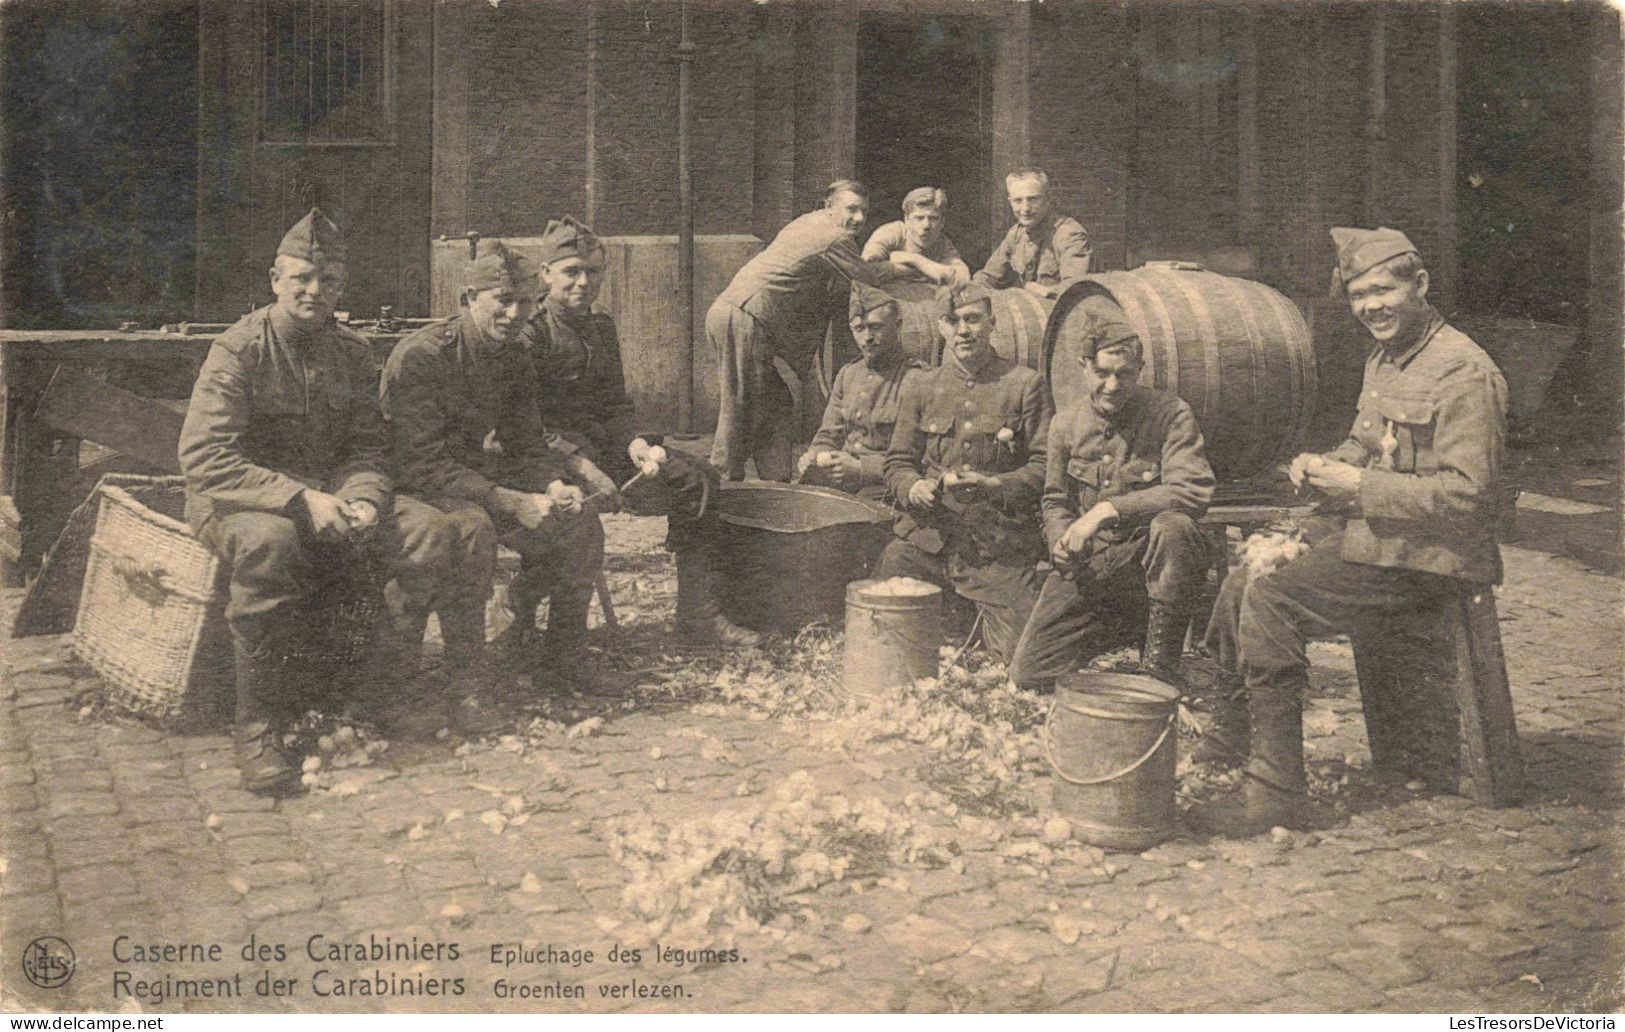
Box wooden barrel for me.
[1044,266,1317,483]
[873,281,1054,370]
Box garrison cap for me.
[1074,294,1141,363]
[276,207,345,265]
[849,282,900,320]
[1329,226,1419,292]
[463,239,537,295]
[936,280,994,319]
[537,216,603,266]
[902,186,947,213]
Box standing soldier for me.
[1008,296,1214,693]
[708,180,947,481]
[524,217,758,648]
[861,187,971,286]
[797,283,926,503]
[975,169,1093,300]
[1195,228,1509,835]
[381,240,616,688]
[879,281,1052,664]
[179,208,474,795]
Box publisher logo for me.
[22,936,75,989]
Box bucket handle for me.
[1043,701,1175,786]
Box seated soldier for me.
[1008,296,1214,693]
[1196,227,1509,835]
[877,281,1052,664]
[796,283,926,503]
[861,187,971,286]
[975,169,1093,300]
[179,208,482,795]
[523,216,758,648]
[381,240,617,689]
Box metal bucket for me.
[714,482,892,634]
[1046,671,1181,851]
[842,577,942,702]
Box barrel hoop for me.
[1043,702,1175,786]
[1214,273,1271,475]
[1259,285,1317,457]
[1164,270,1223,428]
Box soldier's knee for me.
[1148,510,1202,544]
[226,514,306,573]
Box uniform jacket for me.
[974,214,1092,291]
[1323,310,1507,584]
[884,350,1051,559]
[179,306,389,531]
[861,221,965,267]
[715,210,903,355]
[806,349,927,489]
[1041,386,1215,549]
[380,312,570,503]
[523,296,639,461]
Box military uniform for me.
[708,209,905,480]
[381,304,603,652]
[1009,382,1214,691]
[180,208,476,793]
[526,294,639,480]
[878,326,1052,663]
[861,221,966,269]
[1199,227,1509,832]
[974,214,1092,292]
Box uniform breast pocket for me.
[919,417,958,469]
[1067,457,1102,490]
[1372,395,1434,473]
[1036,250,1061,281]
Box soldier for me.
[878,281,1052,663]
[975,169,1093,300]
[1008,295,1214,693]
[523,216,759,648]
[861,187,971,286]
[1195,228,1509,835]
[708,180,948,482]
[381,240,616,687]
[796,283,927,503]
[179,208,477,795]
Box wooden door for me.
[196,0,432,321]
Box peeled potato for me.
[647,446,667,464]
[816,451,837,467]
[942,470,961,486]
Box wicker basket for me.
[72,477,232,723]
[71,476,385,724]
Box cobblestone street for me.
[2,503,1620,1015]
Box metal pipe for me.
[676,0,696,435]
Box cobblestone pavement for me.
[1,512,1620,1015]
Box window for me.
[260,0,392,144]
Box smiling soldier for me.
[179,208,475,793]
[1008,295,1214,694]
[878,281,1052,664]
[974,169,1093,300]
[1195,227,1509,835]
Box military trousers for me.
[196,493,464,657]
[706,301,803,483]
[1010,511,1208,689]
[873,539,1040,665]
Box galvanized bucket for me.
[841,577,942,702]
[1046,671,1181,851]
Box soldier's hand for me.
[796,450,817,478]
[342,499,379,536]
[1287,452,1323,488]
[575,459,620,512]
[513,492,556,530]
[300,490,354,542]
[828,452,863,487]
[1307,459,1362,501]
[1024,281,1060,301]
[547,479,585,516]
[1057,504,1115,558]
[907,478,939,508]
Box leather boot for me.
[1189,675,1319,836]
[536,584,599,693]
[1186,671,1251,768]
[1140,600,1190,686]
[231,639,302,796]
[497,570,543,657]
[437,599,510,735]
[674,547,761,648]
[356,603,449,740]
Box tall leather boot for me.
[1187,670,1251,768]
[232,639,301,796]
[438,599,508,734]
[357,600,449,739]
[1189,676,1317,836]
[536,584,598,693]
[674,547,760,648]
[1140,600,1191,686]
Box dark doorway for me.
[856,14,996,270]
[1456,6,1592,326]
[1,0,199,329]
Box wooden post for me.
[676,0,696,434]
